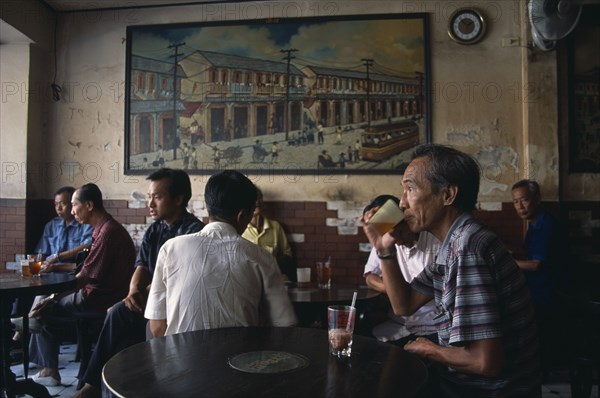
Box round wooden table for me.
[1,273,77,398]
[103,327,427,398]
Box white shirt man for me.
[363,231,440,342]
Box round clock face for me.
[448,8,486,44]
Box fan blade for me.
[529,0,583,40]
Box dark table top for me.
[0,273,76,300]
[287,284,380,304]
[103,327,427,398]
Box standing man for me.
[317,123,324,144]
[362,144,540,396]
[29,184,136,387]
[242,188,294,281]
[145,170,296,337]
[511,179,564,374]
[74,169,205,398]
[36,186,93,272]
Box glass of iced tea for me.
[30,253,43,277]
[328,305,356,358]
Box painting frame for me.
[567,4,600,173]
[124,13,431,175]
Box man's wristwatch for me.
[47,293,58,303]
[376,250,396,260]
[47,253,59,262]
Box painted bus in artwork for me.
[360,121,420,162]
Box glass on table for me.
[316,261,331,289]
[328,305,356,358]
[20,259,32,277]
[29,252,43,277]
[296,267,311,288]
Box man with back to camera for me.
[145,170,296,337]
[242,188,295,281]
[74,168,205,398]
[29,183,136,387]
[362,144,541,396]
[362,194,440,346]
[511,179,565,375]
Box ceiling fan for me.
[528,0,584,51]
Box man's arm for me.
[149,320,167,338]
[365,273,386,293]
[515,259,541,272]
[362,212,431,316]
[404,337,505,377]
[123,266,153,313]
[380,255,432,316]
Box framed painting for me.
[568,5,600,173]
[124,13,431,175]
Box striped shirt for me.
[412,213,541,397]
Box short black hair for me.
[76,183,104,210]
[363,194,400,215]
[412,144,480,212]
[54,186,75,197]
[511,179,540,198]
[205,170,257,220]
[147,168,192,208]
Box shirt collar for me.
[439,212,472,255]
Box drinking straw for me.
[347,291,358,332]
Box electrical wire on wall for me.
[51,15,62,101]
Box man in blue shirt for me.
[36,186,93,272]
[74,168,205,398]
[512,179,564,374]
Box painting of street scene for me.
[125,14,430,174]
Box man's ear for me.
[174,195,184,208]
[236,208,252,230]
[85,200,95,212]
[443,186,458,206]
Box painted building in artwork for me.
[129,55,187,156]
[178,50,306,143]
[129,49,424,155]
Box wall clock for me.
[448,8,486,45]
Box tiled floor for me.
[9,343,598,398]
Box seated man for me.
[362,144,541,396]
[145,170,297,337]
[29,183,136,387]
[362,195,440,345]
[242,188,295,281]
[511,179,566,373]
[37,186,93,272]
[74,169,205,398]
[318,150,336,168]
[11,186,93,332]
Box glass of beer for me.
[367,199,404,235]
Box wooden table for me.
[0,273,77,398]
[103,327,427,397]
[288,284,381,329]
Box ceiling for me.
[39,0,231,12]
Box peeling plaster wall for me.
[2,0,598,203]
